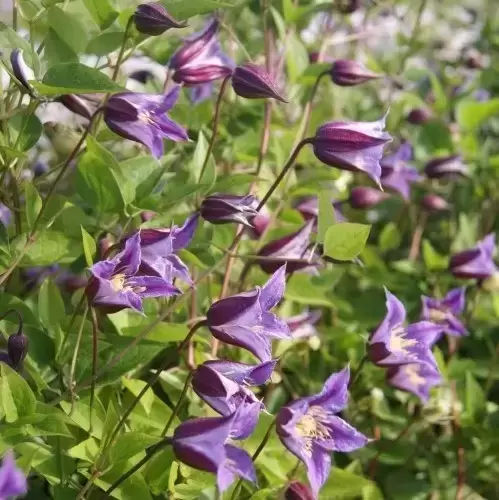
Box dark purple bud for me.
[129,70,154,84]
[284,481,315,500]
[134,2,186,36]
[330,60,381,87]
[33,161,48,178]
[140,210,156,222]
[421,194,449,212]
[4,311,27,370]
[424,155,467,179]
[349,186,390,209]
[406,108,432,125]
[231,63,287,102]
[308,52,320,64]
[10,49,35,95]
[337,0,361,14]
[58,94,94,120]
[200,193,258,227]
[449,234,497,280]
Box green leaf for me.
[379,222,402,252]
[48,7,88,54]
[190,131,216,191]
[0,364,37,423]
[44,28,78,66]
[81,226,96,267]
[456,98,499,131]
[317,191,336,244]
[38,280,65,332]
[32,63,124,96]
[24,183,42,230]
[324,223,371,261]
[422,240,448,271]
[110,433,161,464]
[86,31,126,57]
[159,0,239,20]
[9,111,42,152]
[285,274,336,308]
[0,22,38,67]
[464,372,486,423]
[82,0,118,30]
[320,468,377,498]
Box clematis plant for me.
[0,451,28,499]
[387,362,442,403]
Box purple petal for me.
[117,232,142,275]
[323,415,369,452]
[89,260,116,280]
[172,213,200,251]
[442,287,466,314]
[207,290,261,327]
[304,445,331,499]
[0,451,28,498]
[261,312,291,339]
[127,275,180,298]
[370,288,406,344]
[217,445,257,492]
[259,265,287,310]
[190,83,214,103]
[203,359,277,386]
[308,366,350,412]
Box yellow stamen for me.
[110,273,127,292]
[403,365,425,387]
[389,324,417,355]
[295,406,331,456]
[428,308,448,323]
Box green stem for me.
[348,354,367,389]
[161,371,193,437]
[12,0,18,31]
[59,293,87,361]
[112,17,134,82]
[89,306,99,433]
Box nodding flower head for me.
[200,193,258,227]
[231,63,287,102]
[10,49,35,95]
[330,59,381,87]
[424,155,467,179]
[349,186,390,209]
[387,362,442,403]
[134,2,186,36]
[449,233,497,280]
[421,288,467,338]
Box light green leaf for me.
[24,183,42,230]
[191,131,216,191]
[48,6,88,54]
[81,226,96,267]
[456,98,499,131]
[317,191,336,244]
[0,22,38,67]
[464,372,486,423]
[14,232,81,266]
[0,364,37,423]
[38,280,65,332]
[324,223,371,261]
[110,433,161,464]
[422,240,448,271]
[159,0,240,20]
[9,112,42,152]
[379,222,402,252]
[82,0,118,30]
[44,28,78,66]
[86,31,126,57]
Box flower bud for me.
[406,108,432,125]
[349,186,390,209]
[33,161,49,178]
[10,49,35,95]
[58,94,94,120]
[231,63,287,102]
[330,59,381,87]
[7,327,28,370]
[284,481,314,500]
[200,193,258,227]
[0,203,12,227]
[140,210,156,222]
[421,194,449,212]
[134,2,186,36]
[424,155,467,179]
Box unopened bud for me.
[421,194,449,212]
[284,481,314,500]
[349,186,390,209]
[2,310,27,369]
[232,63,287,102]
[58,94,94,120]
[10,49,35,95]
[330,59,381,87]
[407,108,432,125]
[134,2,186,36]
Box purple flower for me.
[203,359,277,386]
[284,481,315,500]
[200,193,258,227]
[0,451,28,499]
[86,233,179,313]
[330,60,381,87]
[368,289,443,367]
[7,329,28,371]
[103,87,188,158]
[138,214,199,285]
[406,108,432,125]
[248,205,271,238]
[134,2,186,36]
[295,196,346,223]
[449,234,497,280]
[10,49,35,95]
[349,186,390,209]
[232,63,287,102]
[58,94,95,120]
[421,194,449,212]
[276,367,368,498]
[421,288,467,338]
[424,155,467,179]
[286,310,322,339]
[312,116,392,186]
[172,411,257,492]
[0,203,12,227]
[169,19,233,86]
[190,82,214,103]
[257,220,316,274]
[206,266,290,362]
[387,362,441,403]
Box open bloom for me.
[421,288,467,338]
[312,116,392,186]
[86,233,179,313]
[368,289,443,367]
[202,359,277,386]
[330,60,381,87]
[206,266,290,362]
[172,410,257,492]
[169,19,233,86]
[0,451,28,499]
[276,367,368,498]
[380,142,421,201]
[103,86,188,158]
[449,234,497,280]
[138,214,198,285]
[387,362,441,403]
[424,155,467,179]
[200,194,258,227]
[257,220,316,274]
[232,63,287,101]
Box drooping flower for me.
[200,193,258,227]
[368,289,443,367]
[421,194,449,212]
[284,480,315,500]
[103,86,188,158]
[286,310,322,339]
[203,359,277,386]
[172,410,257,492]
[58,94,95,120]
[421,288,467,338]
[10,49,35,95]
[295,196,346,223]
[387,362,442,403]
[0,451,28,499]
[312,116,392,186]
[276,367,368,498]
[406,108,432,125]
[424,155,467,179]
[380,142,421,201]
[449,234,497,280]
[134,2,186,36]
[349,186,390,209]
[138,213,199,285]
[169,19,233,87]
[86,233,179,313]
[206,266,290,362]
[330,60,381,87]
[231,63,287,102]
[7,321,28,371]
[257,220,316,274]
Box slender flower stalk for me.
[112,17,134,82]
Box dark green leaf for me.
[9,111,42,152]
[86,32,126,57]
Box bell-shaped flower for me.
[200,193,258,227]
[232,63,287,101]
[138,214,199,285]
[424,155,467,179]
[169,19,233,86]
[330,59,381,87]
[368,289,443,367]
[449,233,497,280]
[421,288,467,338]
[206,266,290,362]
[286,310,322,339]
[172,410,257,492]
[407,107,432,125]
[86,233,179,313]
[0,451,28,499]
[312,116,392,186]
[257,220,317,274]
[276,367,368,498]
[387,362,442,403]
[134,2,186,36]
[202,359,277,386]
[349,186,390,209]
[103,86,188,158]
